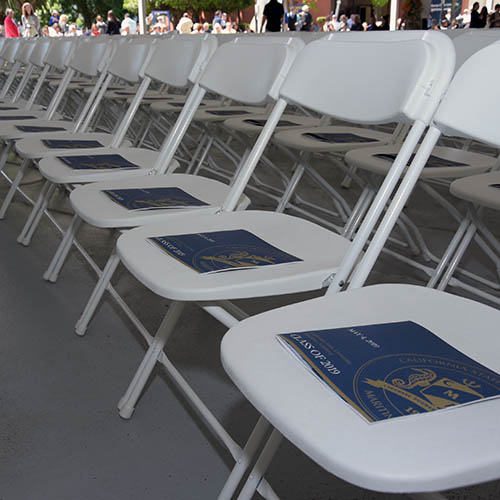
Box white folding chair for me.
[219,40,500,500]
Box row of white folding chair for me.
[50,31,454,500]
[219,39,500,500]
[5,34,215,255]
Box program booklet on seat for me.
[277,321,500,423]
[42,139,104,149]
[149,229,302,274]
[58,154,141,171]
[103,187,209,211]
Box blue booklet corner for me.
[278,321,500,423]
[149,229,302,274]
[374,152,467,168]
[58,154,141,171]
[16,125,67,133]
[103,187,209,210]
[42,139,104,149]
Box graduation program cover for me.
[58,154,141,171]
[278,321,500,423]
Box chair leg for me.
[236,429,283,500]
[43,215,84,283]
[17,181,57,246]
[117,301,186,419]
[217,416,271,500]
[74,249,120,336]
[0,158,31,219]
[0,141,13,174]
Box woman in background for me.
[21,2,39,37]
[106,10,121,35]
[4,8,20,37]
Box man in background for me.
[261,0,284,32]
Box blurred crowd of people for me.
[1,0,498,39]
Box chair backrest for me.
[199,36,305,104]
[44,38,76,71]
[0,38,22,64]
[107,38,154,83]
[144,34,218,87]
[453,30,500,70]
[280,31,455,126]
[68,38,111,76]
[28,38,52,68]
[0,38,6,56]
[433,40,500,149]
[15,39,37,65]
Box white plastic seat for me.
[220,284,500,494]
[116,210,349,301]
[223,113,321,135]
[346,144,496,179]
[450,171,500,210]
[272,124,393,152]
[192,104,267,123]
[70,174,250,228]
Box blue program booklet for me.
[278,321,500,423]
[374,153,467,168]
[58,154,141,171]
[245,119,302,128]
[304,132,378,144]
[103,187,209,211]
[0,115,38,121]
[16,125,67,133]
[149,229,303,274]
[42,139,104,149]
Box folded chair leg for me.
[276,162,305,213]
[43,214,84,283]
[117,301,186,419]
[17,181,57,246]
[0,141,13,174]
[236,429,283,500]
[217,416,271,500]
[0,158,31,219]
[74,249,120,336]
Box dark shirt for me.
[106,20,121,35]
[350,22,364,30]
[287,12,297,30]
[300,11,312,31]
[49,15,59,26]
[470,9,482,27]
[263,0,284,32]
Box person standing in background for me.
[299,4,312,31]
[4,8,20,37]
[287,6,297,30]
[48,10,59,26]
[261,0,284,32]
[96,15,106,34]
[106,10,121,35]
[490,4,500,27]
[121,13,137,35]
[469,2,482,27]
[21,2,39,37]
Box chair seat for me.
[0,118,72,141]
[273,126,393,153]
[223,114,321,135]
[451,171,500,210]
[70,173,250,228]
[37,148,169,184]
[193,105,267,123]
[103,89,162,100]
[15,133,132,159]
[116,210,351,301]
[150,98,221,113]
[346,145,495,179]
[221,284,500,493]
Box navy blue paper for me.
[304,132,378,144]
[103,187,209,210]
[58,154,141,170]
[149,229,302,273]
[245,119,301,128]
[0,115,38,120]
[16,125,67,132]
[42,139,104,149]
[207,109,252,116]
[374,153,467,168]
[278,321,500,423]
